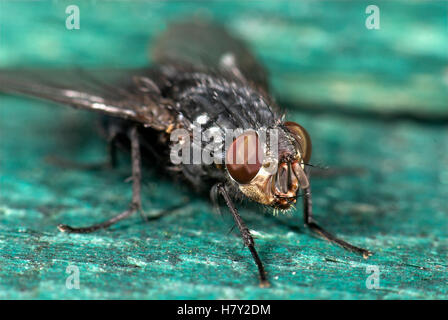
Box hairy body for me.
[0,20,371,286]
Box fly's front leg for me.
[58,126,142,233]
[217,184,270,288]
[303,186,372,258]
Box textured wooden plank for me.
[0,1,447,299]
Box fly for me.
[0,20,372,287]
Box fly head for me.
[225,121,312,211]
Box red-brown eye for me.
[284,121,312,164]
[225,131,263,184]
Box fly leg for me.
[58,126,141,233]
[47,133,119,171]
[217,184,270,287]
[303,186,372,258]
[106,133,118,168]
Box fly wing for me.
[0,68,176,131]
[152,20,270,93]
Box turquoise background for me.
[0,0,447,299]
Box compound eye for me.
[225,131,263,184]
[284,121,312,164]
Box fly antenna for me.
[304,162,329,170]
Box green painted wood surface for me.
[0,0,447,299]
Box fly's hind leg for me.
[47,131,119,171]
[302,186,372,258]
[217,184,270,288]
[58,126,141,233]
